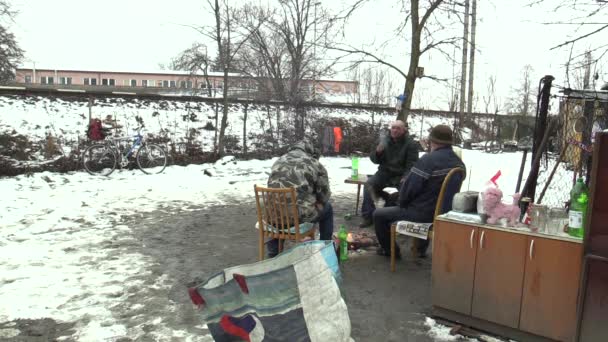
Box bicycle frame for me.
[104,126,145,162]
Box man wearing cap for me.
[373,124,466,259]
[359,120,419,228]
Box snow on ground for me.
[0,148,562,341]
[0,94,483,166]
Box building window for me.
[102,78,115,86]
[109,79,115,86]
[102,78,108,85]
[24,75,32,83]
[148,80,156,87]
[180,81,186,88]
[162,80,169,87]
[130,79,136,87]
[170,80,176,88]
[142,80,148,87]
[41,76,54,85]
[84,78,97,86]
[84,78,89,85]
[180,81,193,88]
[60,77,72,85]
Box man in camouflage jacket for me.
[266,139,334,257]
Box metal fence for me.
[534,93,608,207]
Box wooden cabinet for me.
[432,220,478,315]
[519,238,582,342]
[432,218,584,341]
[471,228,527,328]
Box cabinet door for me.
[432,220,478,315]
[520,238,582,342]
[471,229,527,328]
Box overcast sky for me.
[9,0,607,111]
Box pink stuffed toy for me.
[482,187,521,226]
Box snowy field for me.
[0,148,552,341]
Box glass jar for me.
[547,207,568,235]
[529,204,548,233]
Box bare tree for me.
[530,1,608,71]
[183,0,261,156]
[482,75,499,113]
[171,43,214,97]
[0,1,23,84]
[333,0,461,121]
[507,65,535,116]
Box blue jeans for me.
[267,202,334,257]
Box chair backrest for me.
[434,167,466,218]
[254,184,302,240]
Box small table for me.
[344,174,368,215]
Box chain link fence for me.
[535,94,608,207]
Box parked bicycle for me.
[82,126,167,176]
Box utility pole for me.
[466,0,477,116]
[313,2,320,101]
[458,0,470,129]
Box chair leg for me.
[390,225,396,272]
[259,236,264,261]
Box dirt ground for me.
[1,196,443,342]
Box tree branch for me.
[550,24,608,50]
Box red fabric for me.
[220,315,251,342]
[233,273,249,294]
[490,170,502,186]
[333,127,343,152]
[188,287,206,308]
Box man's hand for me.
[376,143,386,154]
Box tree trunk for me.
[214,102,219,153]
[217,72,230,156]
[459,0,470,128]
[466,0,477,116]
[243,103,248,154]
[397,27,421,122]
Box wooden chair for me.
[254,185,317,261]
[390,167,466,272]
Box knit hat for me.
[429,125,454,145]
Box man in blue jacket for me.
[373,124,466,258]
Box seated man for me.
[373,124,466,258]
[360,120,419,227]
[266,139,334,258]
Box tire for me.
[136,143,167,174]
[82,144,117,176]
[484,140,503,154]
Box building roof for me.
[16,67,357,84]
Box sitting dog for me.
[482,187,521,227]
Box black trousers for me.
[373,206,430,256]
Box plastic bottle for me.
[569,178,587,207]
[351,155,359,180]
[338,224,349,261]
[568,192,588,238]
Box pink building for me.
[14,68,358,97]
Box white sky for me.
[9,0,608,109]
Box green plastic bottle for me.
[569,192,588,238]
[351,155,359,180]
[570,178,587,206]
[338,224,349,261]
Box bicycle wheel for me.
[82,144,117,176]
[136,143,167,174]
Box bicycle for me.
[82,126,167,176]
